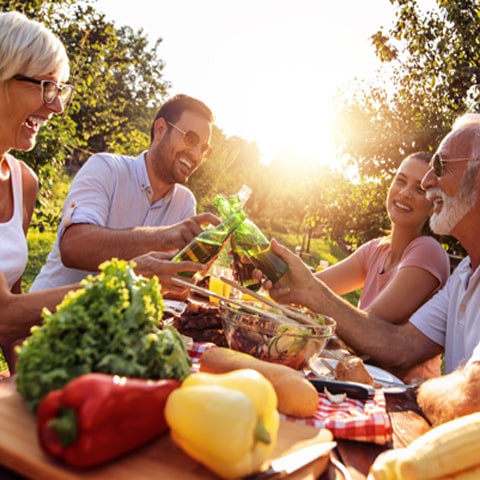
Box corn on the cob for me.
[367,448,405,480]
[368,411,480,480]
[445,464,480,479]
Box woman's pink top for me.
[356,236,450,381]
[357,236,450,309]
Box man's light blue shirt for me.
[30,152,196,291]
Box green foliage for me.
[5,0,473,291]
[23,173,72,291]
[32,170,72,233]
[335,0,480,178]
[188,131,265,214]
[23,230,56,291]
[331,0,477,254]
[0,0,398,255]
[63,11,166,160]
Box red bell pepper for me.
[37,372,181,468]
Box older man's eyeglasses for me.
[13,74,74,105]
[167,121,211,157]
[430,153,478,177]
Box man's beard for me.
[152,143,187,185]
[429,165,479,235]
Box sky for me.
[94,0,435,167]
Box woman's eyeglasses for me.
[13,74,74,105]
[167,121,211,157]
[430,153,477,177]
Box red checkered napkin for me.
[280,389,392,445]
[187,342,392,445]
[188,341,216,367]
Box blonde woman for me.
[0,11,78,373]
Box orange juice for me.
[208,267,232,303]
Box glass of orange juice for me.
[209,265,232,303]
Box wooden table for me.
[319,388,431,479]
[0,377,430,480]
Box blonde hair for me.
[0,11,69,82]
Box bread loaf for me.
[199,347,318,418]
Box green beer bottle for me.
[213,190,262,291]
[171,208,246,277]
[221,186,289,284]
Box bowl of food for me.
[219,301,336,370]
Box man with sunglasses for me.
[261,113,480,426]
[31,94,219,299]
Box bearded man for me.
[30,94,219,298]
[261,113,480,426]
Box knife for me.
[308,378,375,400]
[244,441,337,479]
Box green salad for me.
[16,259,192,412]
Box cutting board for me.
[0,380,333,479]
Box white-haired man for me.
[263,113,480,426]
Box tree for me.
[186,129,265,213]
[2,0,170,226]
[335,0,480,177]
[10,0,474,255]
[329,0,480,253]
[301,169,389,253]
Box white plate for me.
[309,357,407,394]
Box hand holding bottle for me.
[154,212,222,252]
[133,251,204,300]
[255,238,317,308]
[171,209,246,277]
[214,186,288,287]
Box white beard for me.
[430,191,472,234]
[428,165,479,235]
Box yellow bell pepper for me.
[164,368,280,479]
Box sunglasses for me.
[430,153,477,177]
[167,121,211,157]
[13,74,74,105]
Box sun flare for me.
[94,0,401,176]
[217,72,341,171]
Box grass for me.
[22,229,57,291]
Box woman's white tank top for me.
[0,154,28,290]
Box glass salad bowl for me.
[219,301,336,370]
